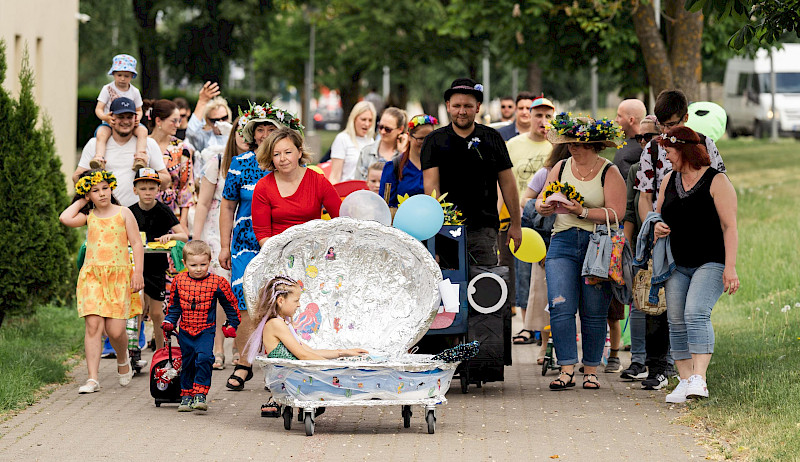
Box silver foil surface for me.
[242,217,443,357]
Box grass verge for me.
[0,304,84,415]
[679,138,800,461]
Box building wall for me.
[0,0,79,183]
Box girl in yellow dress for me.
[60,170,144,394]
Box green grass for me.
[679,138,800,461]
[0,305,84,415]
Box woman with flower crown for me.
[219,102,298,391]
[535,113,626,391]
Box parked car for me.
[723,44,800,138]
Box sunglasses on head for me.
[378,124,398,132]
[208,115,229,123]
[635,132,660,143]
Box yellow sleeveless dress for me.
[76,209,132,319]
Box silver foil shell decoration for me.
[242,217,443,357]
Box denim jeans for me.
[629,301,647,365]
[545,228,613,366]
[665,263,724,360]
[515,259,532,308]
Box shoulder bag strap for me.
[600,161,612,187]
[558,159,568,181]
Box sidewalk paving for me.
[0,316,708,461]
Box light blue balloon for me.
[392,194,444,240]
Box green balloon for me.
[685,101,727,142]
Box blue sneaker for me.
[191,394,208,411]
[178,396,193,412]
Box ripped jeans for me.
[545,228,613,367]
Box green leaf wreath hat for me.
[238,101,304,143]
[546,112,624,148]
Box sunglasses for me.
[501,105,514,109]
[635,132,660,143]
[208,115,229,123]
[179,113,190,119]
[378,124,398,133]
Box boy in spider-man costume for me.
[162,240,239,412]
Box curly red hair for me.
[658,126,710,170]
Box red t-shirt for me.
[252,169,341,241]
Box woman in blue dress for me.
[220,102,301,390]
[379,114,437,211]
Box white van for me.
[723,43,800,138]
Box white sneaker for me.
[665,378,689,403]
[78,379,100,394]
[685,374,709,399]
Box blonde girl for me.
[60,170,144,394]
[329,101,376,183]
[244,275,368,416]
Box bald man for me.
[613,99,647,180]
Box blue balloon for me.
[392,194,444,240]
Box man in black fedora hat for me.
[421,78,522,265]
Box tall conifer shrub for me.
[0,41,78,327]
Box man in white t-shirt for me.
[73,102,170,207]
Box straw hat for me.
[546,112,623,148]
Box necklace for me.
[573,157,601,181]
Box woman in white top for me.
[329,101,376,183]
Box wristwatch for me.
[577,207,589,220]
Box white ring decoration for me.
[467,272,508,314]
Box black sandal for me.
[583,373,600,389]
[261,400,281,418]
[549,370,576,390]
[225,364,253,391]
[512,329,536,345]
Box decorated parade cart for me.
[243,217,462,436]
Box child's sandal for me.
[117,354,133,387]
[78,379,100,394]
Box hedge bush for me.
[0,42,79,327]
[76,86,274,148]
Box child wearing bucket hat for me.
[91,54,149,172]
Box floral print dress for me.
[157,136,195,216]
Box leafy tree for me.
[78,0,140,89]
[686,0,800,50]
[0,42,79,328]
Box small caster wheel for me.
[460,373,469,394]
[283,406,293,430]
[304,413,315,436]
[426,410,435,434]
[541,356,550,376]
[402,405,412,428]
[155,401,161,407]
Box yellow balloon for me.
[308,165,324,175]
[509,227,546,263]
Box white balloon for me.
[339,190,392,226]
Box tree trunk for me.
[0,310,5,328]
[340,70,362,127]
[665,0,703,101]
[526,61,542,94]
[132,0,160,99]
[631,1,673,98]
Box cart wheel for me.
[155,401,161,407]
[304,413,315,436]
[460,372,469,394]
[402,405,412,428]
[426,410,435,434]
[283,406,293,431]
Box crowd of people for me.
[60,53,739,415]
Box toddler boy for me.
[162,240,240,412]
[367,160,386,194]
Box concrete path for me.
[0,317,708,461]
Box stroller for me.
[150,331,182,407]
[244,218,463,436]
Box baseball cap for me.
[530,96,555,111]
[110,97,137,115]
[133,167,160,184]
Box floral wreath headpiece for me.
[547,112,624,146]
[660,134,700,145]
[237,101,304,136]
[408,114,438,131]
[75,170,117,196]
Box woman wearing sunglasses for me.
[355,107,408,180]
[379,114,437,211]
